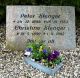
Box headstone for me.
[6,6,76,50]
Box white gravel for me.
[0,26,80,78]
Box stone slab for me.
[6,6,76,50]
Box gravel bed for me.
[0,24,80,78]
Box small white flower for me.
[31,58,35,61]
[24,50,31,56]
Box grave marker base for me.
[24,57,63,76]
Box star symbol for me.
[16,32,19,35]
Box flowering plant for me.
[24,41,63,68]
